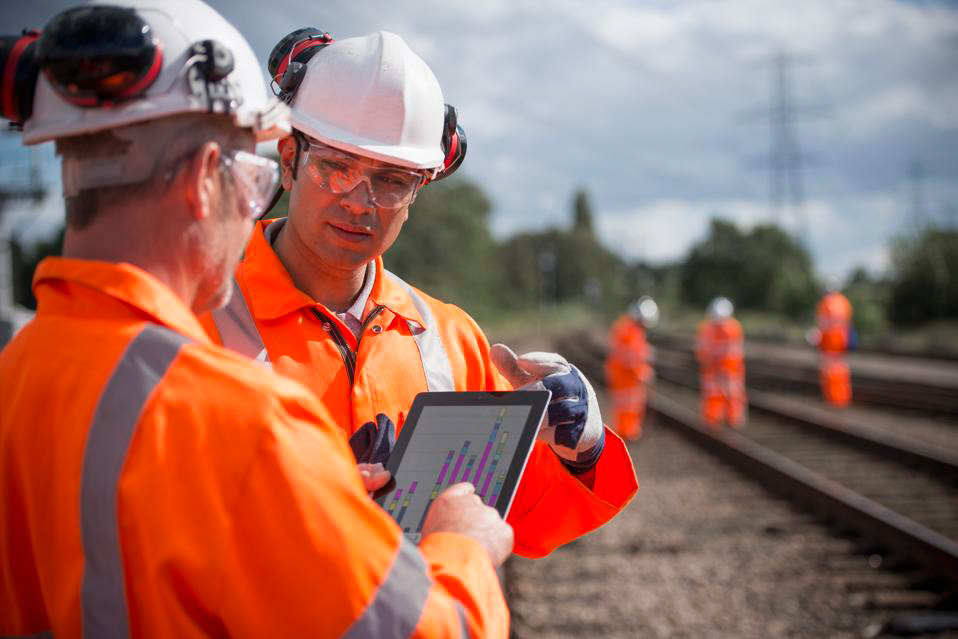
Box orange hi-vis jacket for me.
[1,258,507,638]
[696,317,745,378]
[817,292,852,354]
[605,315,653,386]
[200,219,638,558]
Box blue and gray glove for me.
[490,344,605,474]
[349,413,395,466]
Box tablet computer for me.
[375,390,550,543]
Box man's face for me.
[280,137,421,273]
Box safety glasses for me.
[301,141,425,209]
[221,151,280,219]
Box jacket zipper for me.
[310,308,356,385]
[309,305,385,387]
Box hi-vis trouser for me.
[605,352,650,440]
[820,353,851,407]
[700,372,746,428]
[609,380,646,440]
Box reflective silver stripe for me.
[341,536,432,638]
[211,279,271,367]
[383,271,456,392]
[455,601,470,639]
[0,632,53,639]
[81,325,189,639]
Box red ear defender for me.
[0,31,41,127]
[267,27,334,104]
[429,103,467,183]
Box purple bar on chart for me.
[480,431,510,498]
[472,409,504,484]
[459,454,477,484]
[416,451,455,533]
[436,450,455,485]
[386,489,403,514]
[447,441,471,487]
[395,481,417,525]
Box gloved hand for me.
[490,344,605,474]
[349,413,395,466]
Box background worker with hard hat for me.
[812,285,854,407]
[605,296,659,440]
[0,2,512,636]
[202,27,638,558]
[696,297,747,429]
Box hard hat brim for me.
[291,110,444,170]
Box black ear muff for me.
[432,103,467,182]
[267,27,333,105]
[0,31,41,128]
[37,6,164,107]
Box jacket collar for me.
[240,218,427,328]
[32,257,212,344]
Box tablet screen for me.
[375,391,550,544]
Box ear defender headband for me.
[263,26,468,217]
[2,6,242,129]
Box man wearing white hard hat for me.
[203,28,637,558]
[696,297,747,429]
[605,297,659,440]
[0,3,511,636]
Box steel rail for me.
[653,360,958,480]
[649,391,958,588]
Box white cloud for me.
[2,0,955,282]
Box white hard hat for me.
[707,297,734,320]
[288,31,446,170]
[22,0,289,145]
[629,296,660,328]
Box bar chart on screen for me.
[384,404,531,543]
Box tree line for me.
[10,178,958,333]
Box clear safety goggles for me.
[221,150,280,219]
[301,141,426,209]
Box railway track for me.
[651,335,958,417]
[555,331,958,600]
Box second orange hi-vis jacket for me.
[606,315,653,387]
[696,317,745,378]
[201,218,638,558]
[0,258,507,638]
[817,292,853,354]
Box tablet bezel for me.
[375,390,550,521]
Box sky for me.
[1,0,956,279]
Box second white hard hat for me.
[288,31,446,170]
[629,296,660,328]
[707,297,734,320]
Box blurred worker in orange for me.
[605,296,659,440]
[696,297,747,429]
[0,2,511,637]
[200,27,637,559]
[813,285,854,407]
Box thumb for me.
[490,343,537,388]
[514,351,572,378]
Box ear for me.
[278,135,298,191]
[184,142,222,220]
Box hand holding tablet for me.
[375,390,550,544]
